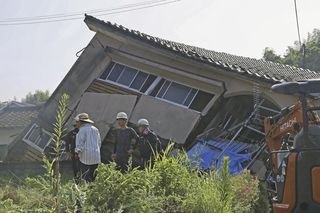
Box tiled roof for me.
[85,15,320,83]
[0,106,39,128]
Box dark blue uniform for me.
[139,128,161,168]
[114,127,138,171]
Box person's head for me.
[75,113,94,127]
[73,114,81,128]
[116,112,128,128]
[137,118,149,133]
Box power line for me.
[0,0,166,22]
[0,0,180,26]
[294,0,302,46]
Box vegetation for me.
[0,101,5,108]
[22,89,51,105]
[0,155,270,212]
[263,28,320,71]
[0,94,270,212]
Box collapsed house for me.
[5,15,320,176]
[0,102,40,161]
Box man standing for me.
[64,118,80,183]
[112,112,138,172]
[137,118,162,168]
[75,113,101,182]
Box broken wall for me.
[129,95,201,144]
[75,92,137,139]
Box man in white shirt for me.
[75,113,101,182]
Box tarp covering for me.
[187,139,256,174]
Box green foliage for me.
[0,143,267,212]
[232,171,259,213]
[84,152,263,213]
[263,47,282,64]
[48,93,69,211]
[0,177,80,212]
[22,89,50,105]
[0,101,6,108]
[263,28,320,71]
[254,182,271,213]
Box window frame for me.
[155,79,199,108]
[99,61,215,112]
[98,62,153,94]
[23,123,53,152]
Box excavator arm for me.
[264,101,320,173]
[264,80,320,213]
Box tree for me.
[263,28,320,71]
[22,90,50,105]
[262,47,282,64]
[0,102,6,108]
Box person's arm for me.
[64,131,72,153]
[75,129,85,154]
[113,130,117,154]
[96,128,101,148]
[111,129,117,160]
[146,131,162,152]
[130,128,139,149]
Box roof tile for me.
[0,106,39,128]
[85,15,320,83]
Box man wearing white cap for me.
[74,113,101,182]
[112,112,139,171]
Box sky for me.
[0,0,319,101]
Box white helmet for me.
[138,118,149,126]
[116,112,128,120]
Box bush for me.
[83,153,262,213]
[0,152,265,212]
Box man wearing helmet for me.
[112,112,139,171]
[137,118,162,168]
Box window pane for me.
[38,133,51,149]
[184,89,198,106]
[27,127,40,142]
[190,90,215,111]
[107,64,124,82]
[100,62,114,80]
[140,75,157,93]
[130,71,148,90]
[150,79,165,96]
[117,67,138,86]
[157,81,170,98]
[163,82,191,105]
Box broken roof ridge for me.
[84,14,320,83]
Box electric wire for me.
[0,0,180,26]
[0,0,167,22]
[294,0,302,46]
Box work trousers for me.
[115,156,129,172]
[80,162,98,183]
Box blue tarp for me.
[187,139,255,175]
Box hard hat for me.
[116,112,128,120]
[138,118,149,126]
